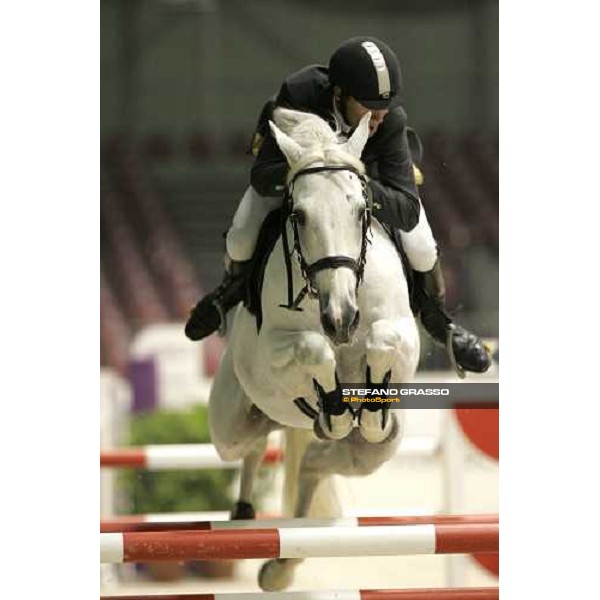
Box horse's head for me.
[269,108,372,345]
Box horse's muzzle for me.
[321,304,360,345]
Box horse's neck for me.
[362,220,413,317]
[261,219,412,330]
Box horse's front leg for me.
[359,318,419,443]
[267,329,353,440]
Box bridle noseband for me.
[279,165,372,311]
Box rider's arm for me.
[250,131,288,198]
[249,80,299,198]
[368,109,421,232]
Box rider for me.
[185,36,491,374]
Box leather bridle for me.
[279,165,373,311]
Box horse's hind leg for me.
[258,435,354,592]
[209,347,279,517]
[258,436,327,592]
[259,417,402,591]
[295,418,399,514]
[231,430,269,519]
[209,346,277,459]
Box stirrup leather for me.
[446,324,466,380]
[211,297,228,337]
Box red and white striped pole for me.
[101,513,499,533]
[100,523,498,563]
[99,588,499,599]
[100,445,283,470]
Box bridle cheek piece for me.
[279,165,372,311]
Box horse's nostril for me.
[321,311,337,337]
[321,305,359,345]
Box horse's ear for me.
[273,107,306,132]
[343,112,371,158]
[269,120,303,165]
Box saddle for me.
[243,209,416,333]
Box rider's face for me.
[344,96,388,137]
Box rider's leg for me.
[185,186,281,341]
[399,206,491,374]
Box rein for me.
[279,165,372,311]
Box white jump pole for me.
[100,437,439,470]
[100,522,498,563]
[100,445,282,470]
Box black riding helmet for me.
[329,37,402,110]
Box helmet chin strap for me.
[333,91,353,135]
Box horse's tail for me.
[282,428,341,518]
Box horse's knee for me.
[366,318,419,382]
[294,332,335,366]
[366,345,398,385]
[293,331,336,391]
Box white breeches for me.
[226,186,438,272]
[226,186,282,261]
[397,204,438,272]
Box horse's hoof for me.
[231,501,255,520]
[258,558,300,591]
[315,410,354,440]
[358,407,392,443]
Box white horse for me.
[208,108,420,590]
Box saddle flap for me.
[245,207,284,331]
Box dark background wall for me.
[101,0,498,142]
[100,0,499,374]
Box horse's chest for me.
[248,345,364,429]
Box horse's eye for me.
[293,210,306,226]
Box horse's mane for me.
[273,108,365,182]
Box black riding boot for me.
[184,259,250,341]
[413,258,491,374]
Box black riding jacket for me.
[250,65,421,232]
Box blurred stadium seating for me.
[100,130,498,372]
